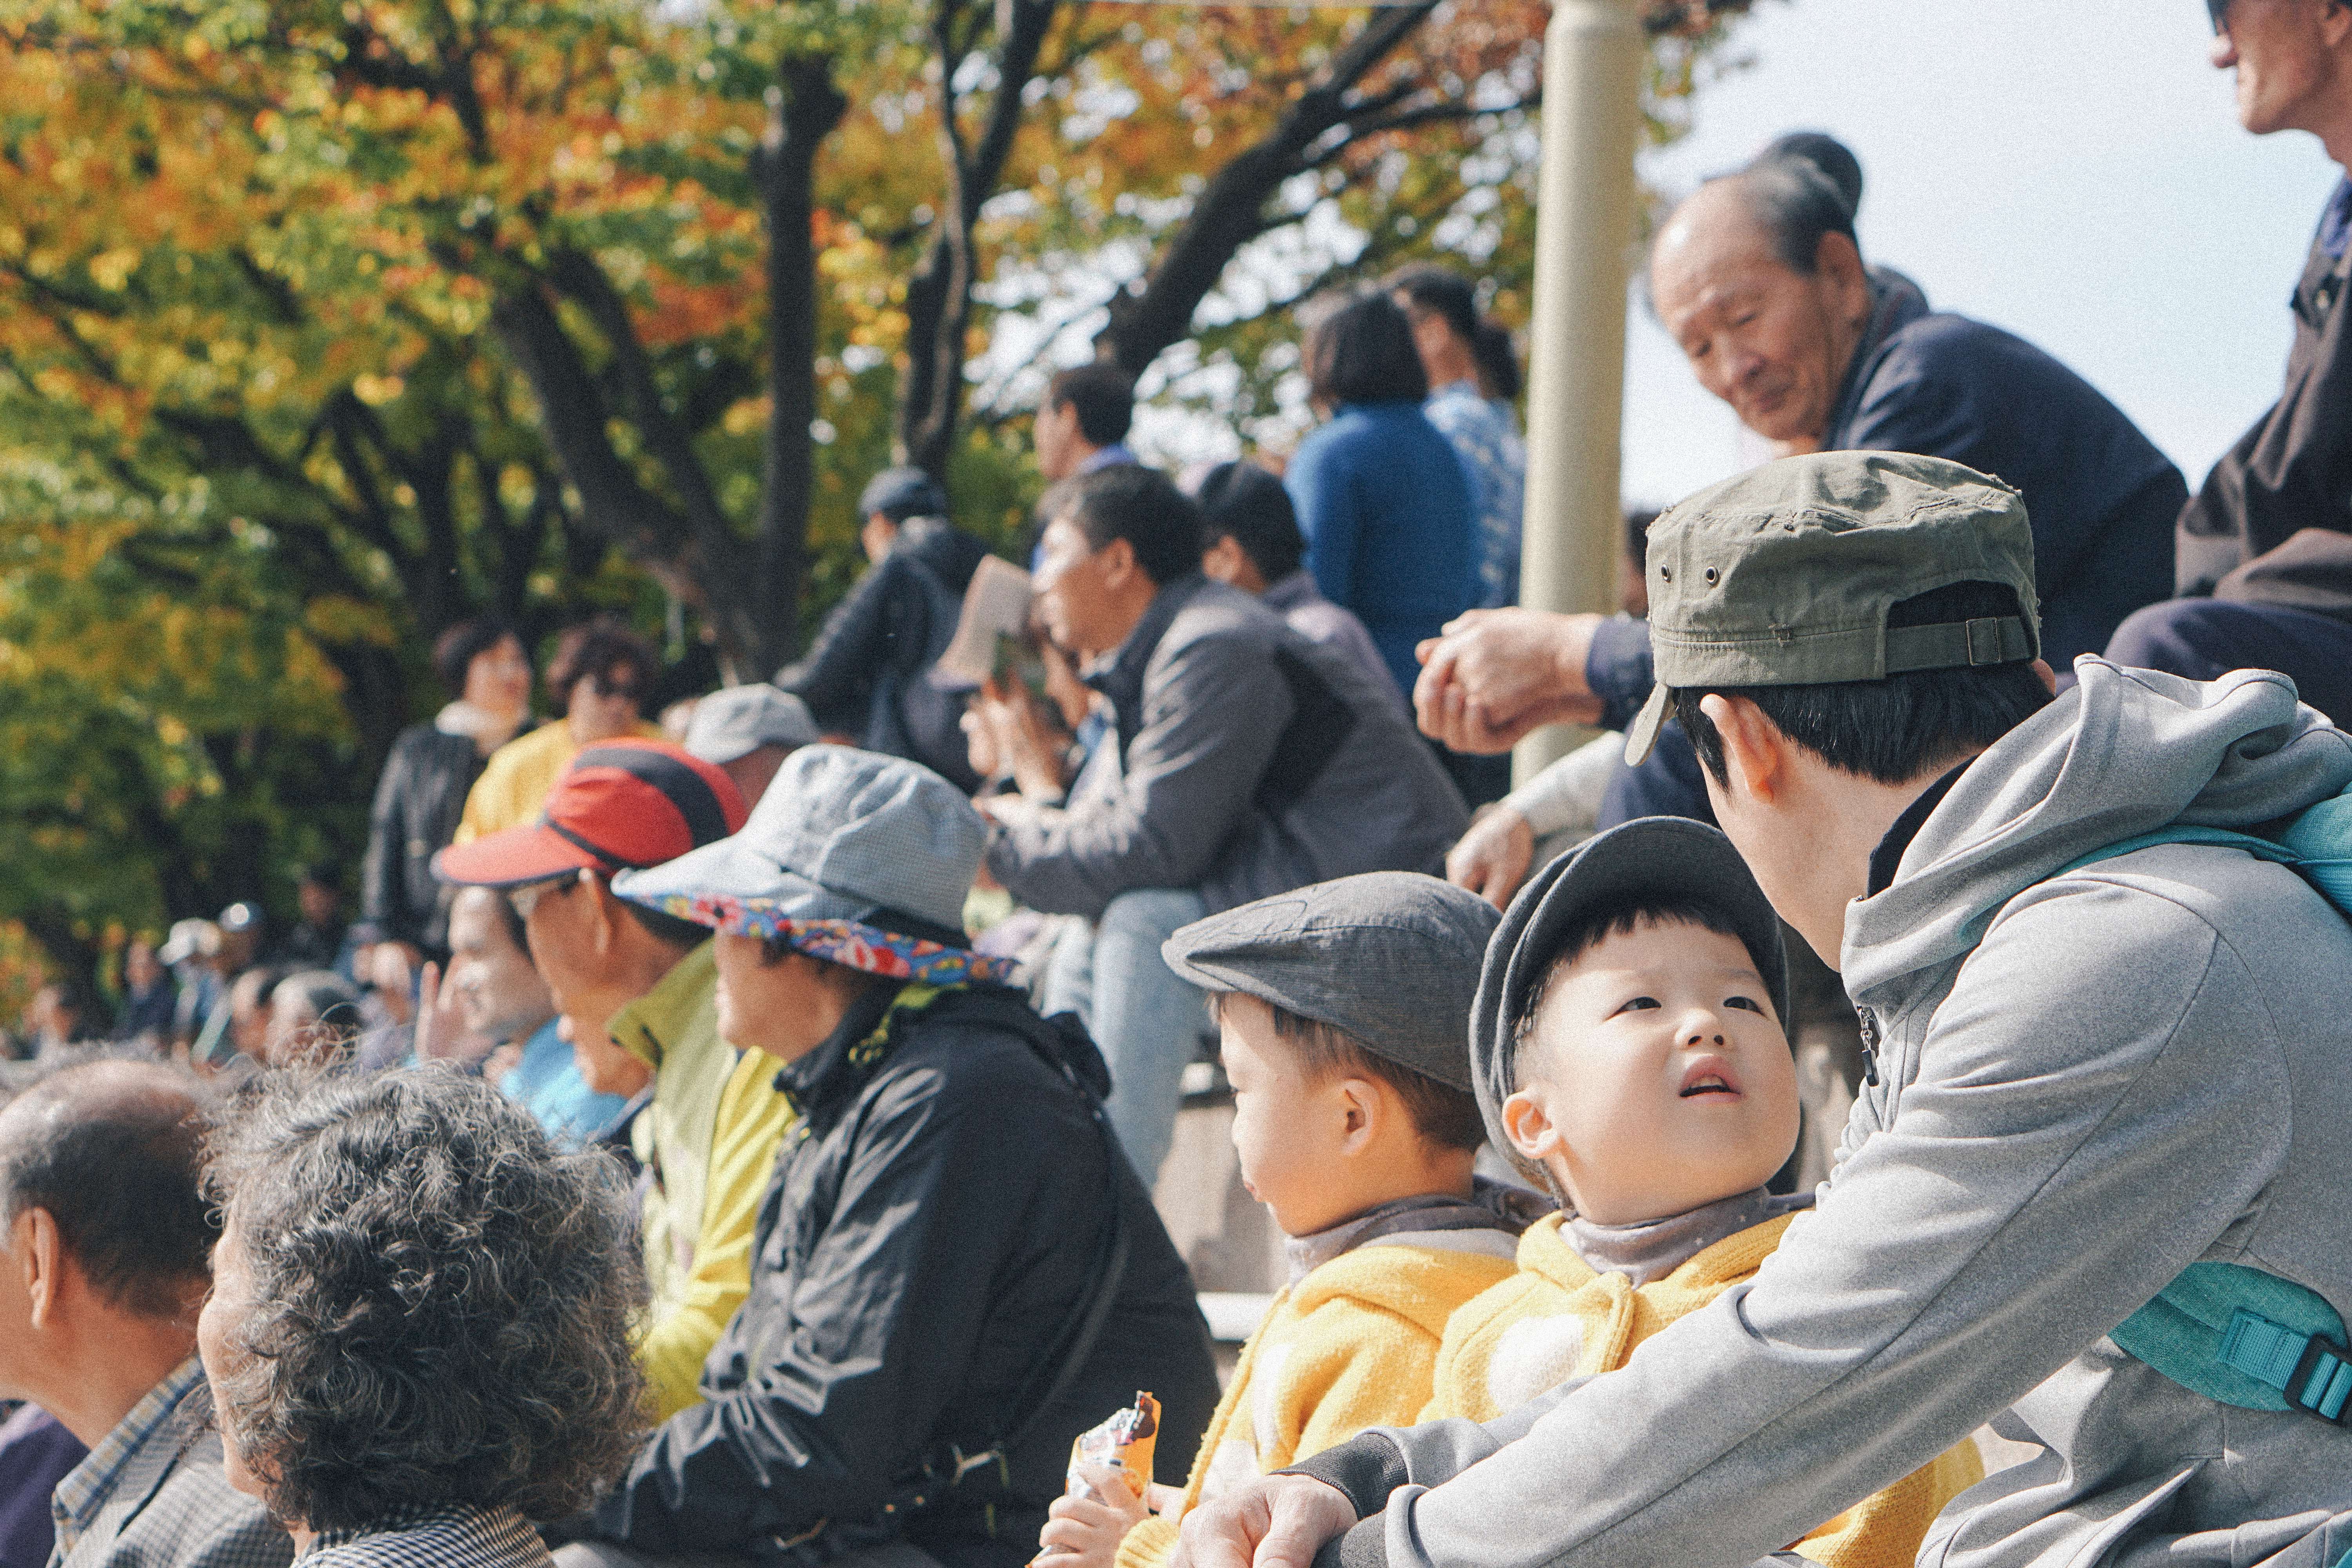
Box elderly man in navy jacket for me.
[1423,143,2183,841]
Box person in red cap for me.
[434,738,792,1422]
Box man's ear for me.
[1699,693,1785,804]
[18,1209,64,1332]
[1815,231,1871,324]
[1499,1088,1561,1166]
[581,870,619,959]
[1098,536,1142,593]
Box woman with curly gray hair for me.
[196,1069,647,1568]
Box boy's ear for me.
[1499,1087,1562,1166]
[1333,1076,1382,1155]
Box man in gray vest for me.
[1175,452,2352,1568]
[0,1062,290,1568]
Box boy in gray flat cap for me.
[1036,872,1538,1568]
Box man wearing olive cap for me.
[1175,451,2352,1568]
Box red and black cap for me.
[432,739,748,889]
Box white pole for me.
[1514,0,1644,782]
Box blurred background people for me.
[1283,287,1492,806]
[681,684,819,809]
[270,866,353,980]
[1034,363,1139,485]
[457,619,664,844]
[363,618,534,966]
[112,938,177,1053]
[261,971,361,1069]
[777,467,989,793]
[1194,459,1396,706]
[1388,265,1528,612]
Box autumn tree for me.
[0,0,1760,990]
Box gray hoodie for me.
[1294,659,2352,1568]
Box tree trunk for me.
[894,0,1060,481]
[1095,3,1437,377]
[751,54,849,676]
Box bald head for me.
[0,1060,215,1318]
[1649,167,1873,447]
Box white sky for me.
[1619,0,2344,508]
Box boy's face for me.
[1219,993,1360,1238]
[1502,918,1798,1226]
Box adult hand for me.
[1414,610,1606,753]
[1448,806,1536,909]
[1169,1474,1357,1568]
[976,677,1071,802]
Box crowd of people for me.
[11,10,2352,1568]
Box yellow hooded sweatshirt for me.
[1428,1212,1983,1568]
[610,940,799,1420]
[1115,1239,1517,1568]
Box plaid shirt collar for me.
[50,1354,207,1563]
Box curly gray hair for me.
[203,1068,648,1532]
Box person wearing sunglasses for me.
[2108,0,2352,723]
[455,617,668,845]
[435,739,786,1427]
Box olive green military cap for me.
[1624,451,2042,766]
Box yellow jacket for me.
[1430,1214,1983,1568]
[452,717,665,843]
[610,942,798,1419]
[1116,1240,1517,1568]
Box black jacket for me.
[593,985,1220,1568]
[359,723,487,956]
[2177,177,2352,618]
[778,519,992,791]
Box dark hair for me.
[1624,507,1661,574]
[1058,464,1203,589]
[1220,995,1483,1152]
[620,898,711,953]
[432,618,522,697]
[204,1070,646,1532]
[0,1062,215,1318]
[1673,582,2054,788]
[546,617,657,719]
[1719,158,1860,276]
[1510,893,1769,1071]
[1387,265,1523,402]
[1046,363,1136,448]
[1303,290,1428,407]
[1754,131,1862,220]
[1194,462,1304,583]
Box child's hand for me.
[1034,1464,1151,1568]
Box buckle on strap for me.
[2220,1308,2352,1421]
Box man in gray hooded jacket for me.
[1172,451,2352,1568]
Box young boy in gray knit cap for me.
[1036,872,1539,1568]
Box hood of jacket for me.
[1845,657,2352,1013]
[895,517,991,597]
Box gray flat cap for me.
[685,684,820,765]
[1470,817,1788,1182]
[1163,872,1499,1092]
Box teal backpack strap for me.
[2112,1262,2352,1424]
[2058,793,2352,924]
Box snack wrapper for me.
[1065,1390,1159,1503]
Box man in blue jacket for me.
[1419,151,2183,829]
